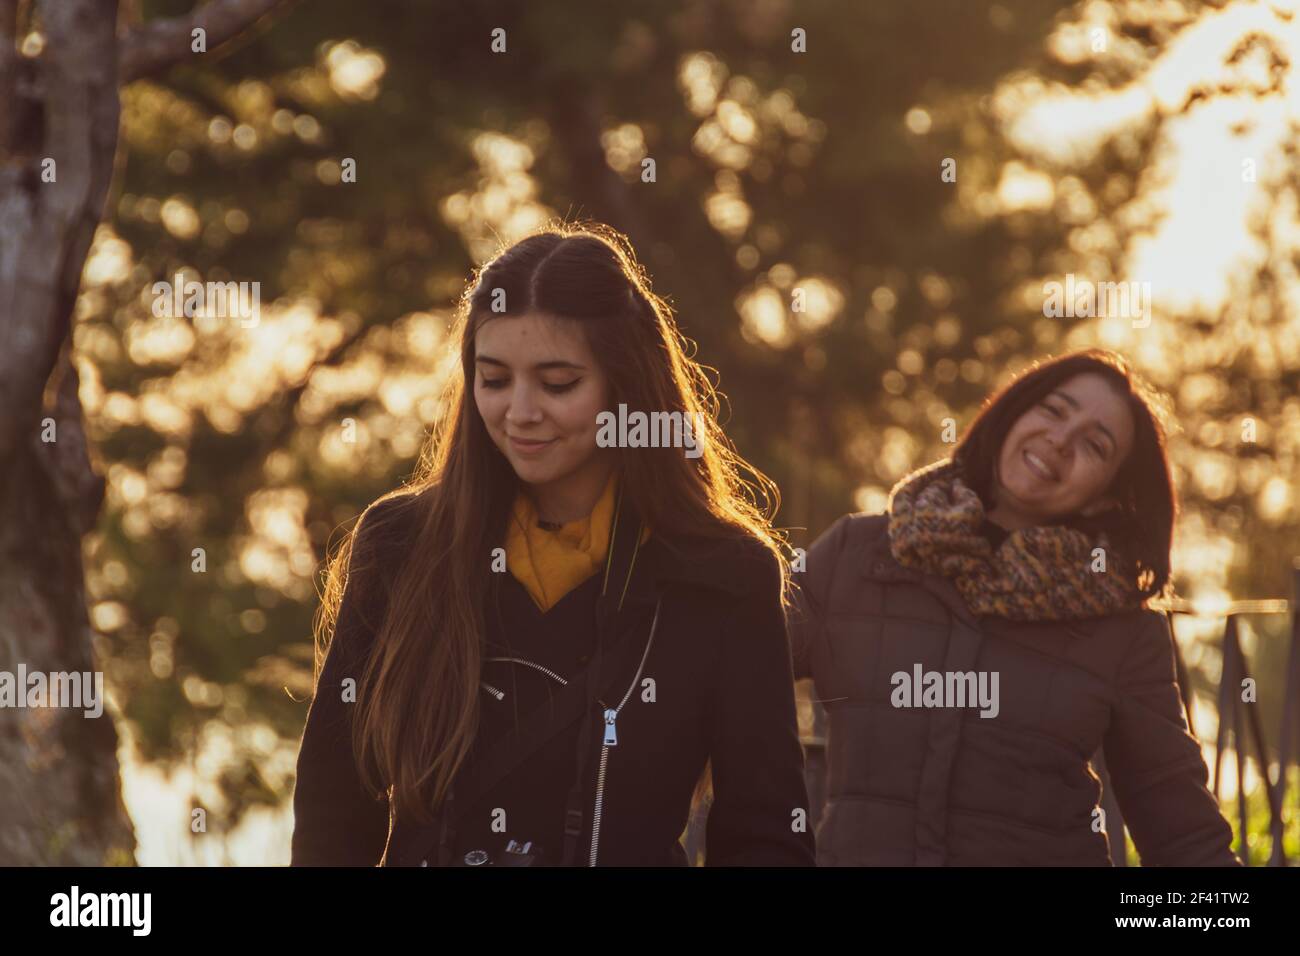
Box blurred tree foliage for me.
[77,0,1300,850]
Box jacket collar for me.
[632,533,755,601]
[602,493,757,612]
[857,515,982,630]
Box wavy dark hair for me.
[314,221,786,824]
[952,348,1176,600]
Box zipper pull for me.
[602,708,618,747]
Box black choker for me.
[536,518,562,531]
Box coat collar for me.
[634,532,757,600]
[602,493,759,612]
[857,514,982,630]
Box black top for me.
[290,492,816,867]
[451,570,604,863]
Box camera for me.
[455,839,546,867]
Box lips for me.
[1023,448,1059,482]
[508,435,556,454]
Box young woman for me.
[791,349,1239,866]
[291,223,814,867]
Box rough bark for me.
[0,0,129,866]
[0,0,298,866]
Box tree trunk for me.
[0,0,300,867]
[0,0,134,865]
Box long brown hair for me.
[952,347,1177,599]
[314,221,787,823]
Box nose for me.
[1043,428,1069,458]
[505,382,542,425]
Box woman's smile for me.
[1021,447,1059,483]
[508,435,557,455]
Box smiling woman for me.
[291,221,814,868]
[473,313,615,524]
[988,374,1135,529]
[790,349,1240,867]
[952,348,1175,599]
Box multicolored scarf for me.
[887,458,1142,621]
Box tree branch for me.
[118,0,302,83]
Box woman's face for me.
[992,372,1136,526]
[473,311,612,490]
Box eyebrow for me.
[1049,390,1118,453]
[476,355,587,372]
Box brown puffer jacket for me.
[790,512,1240,866]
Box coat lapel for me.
[857,522,983,631]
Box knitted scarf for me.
[886,458,1142,621]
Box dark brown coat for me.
[790,512,1239,866]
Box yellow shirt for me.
[504,471,648,612]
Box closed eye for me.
[480,377,508,390]
[544,380,580,394]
